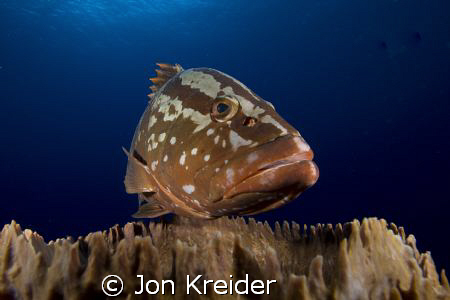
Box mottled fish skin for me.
[124,64,319,218]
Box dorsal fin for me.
[148,63,183,99]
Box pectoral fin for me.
[132,193,170,218]
[122,147,156,194]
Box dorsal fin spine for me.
[148,63,183,100]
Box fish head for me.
[155,68,319,215]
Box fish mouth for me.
[223,152,319,200]
[208,134,319,215]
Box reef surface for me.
[0,217,449,299]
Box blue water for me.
[1,0,449,271]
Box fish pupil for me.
[217,103,229,114]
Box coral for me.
[0,217,449,299]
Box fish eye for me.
[211,96,239,122]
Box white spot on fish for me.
[226,168,234,184]
[180,71,221,98]
[170,137,176,145]
[247,153,259,163]
[148,115,158,129]
[158,96,212,133]
[294,137,311,152]
[151,160,158,171]
[163,154,168,162]
[179,151,186,165]
[158,132,166,142]
[222,86,265,118]
[261,115,288,135]
[222,140,226,148]
[215,167,220,173]
[204,154,210,161]
[182,184,195,194]
[158,96,183,121]
[182,107,212,133]
[241,100,265,118]
[207,128,215,136]
[224,160,229,164]
[153,93,172,108]
[191,148,198,155]
[229,130,252,151]
[214,135,220,144]
[148,133,158,149]
[193,199,200,206]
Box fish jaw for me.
[223,159,318,200]
[206,134,319,215]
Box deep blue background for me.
[1,1,449,271]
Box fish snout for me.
[223,151,319,200]
[208,134,319,204]
[208,155,319,217]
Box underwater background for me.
[0,0,449,271]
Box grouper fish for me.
[124,63,319,218]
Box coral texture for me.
[0,217,449,299]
